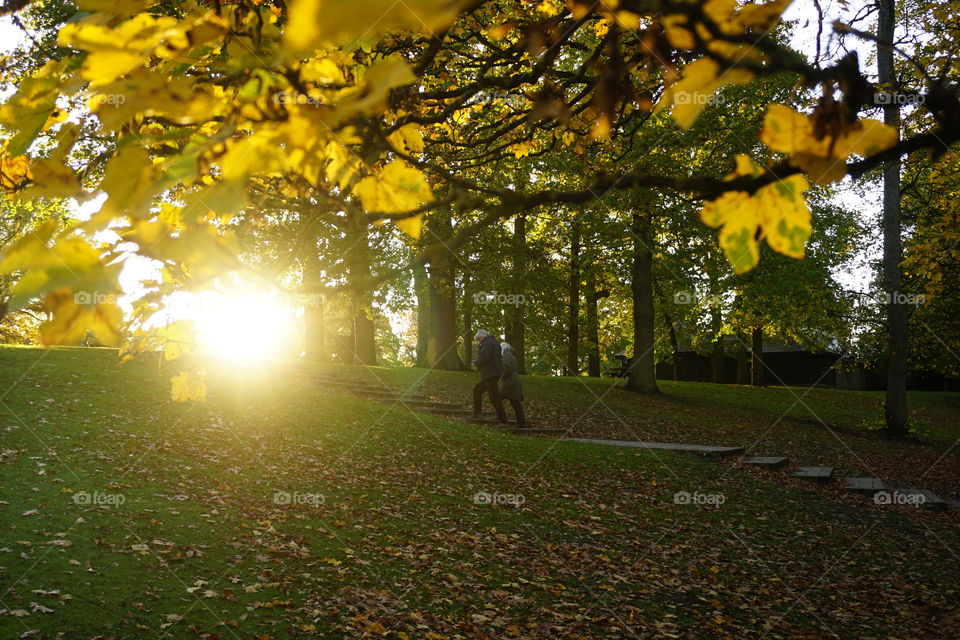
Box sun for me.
[192,290,300,363]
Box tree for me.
[1,0,958,401]
[877,0,908,435]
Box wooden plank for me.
[565,438,745,459]
[742,456,790,470]
[791,466,834,484]
[842,477,884,495]
[493,427,563,436]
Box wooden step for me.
[842,476,885,496]
[883,488,948,511]
[418,407,475,417]
[566,439,745,460]
[741,456,790,470]
[461,417,511,425]
[491,426,564,436]
[791,466,834,484]
[327,385,434,402]
[361,396,461,410]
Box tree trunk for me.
[711,336,724,383]
[665,310,680,380]
[708,268,724,383]
[425,212,463,370]
[300,234,326,362]
[507,213,527,373]
[625,211,660,394]
[347,218,377,365]
[566,222,581,376]
[413,259,430,368]
[461,267,473,369]
[736,335,749,385]
[878,0,909,436]
[585,269,603,377]
[303,299,326,362]
[653,278,679,380]
[750,327,765,387]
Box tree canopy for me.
[0,0,958,401]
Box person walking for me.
[471,330,509,426]
[499,342,527,428]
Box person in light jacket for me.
[499,342,527,428]
[471,330,508,425]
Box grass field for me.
[1,346,959,639]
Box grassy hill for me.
[0,346,958,638]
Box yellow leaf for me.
[756,175,811,259]
[394,214,422,240]
[388,123,425,154]
[39,288,122,346]
[349,57,416,114]
[0,60,65,155]
[614,10,641,29]
[832,118,899,158]
[661,15,694,49]
[354,160,432,215]
[507,139,539,158]
[284,0,322,51]
[284,0,464,47]
[699,154,812,272]
[19,159,82,199]
[300,57,346,85]
[655,58,753,129]
[324,141,362,189]
[91,70,228,130]
[58,14,186,86]
[703,0,738,25]
[537,0,559,16]
[701,191,761,273]
[487,23,514,40]
[98,144,158,217]
[736,0,792,29]
[760,104,897,183]
[0,154,32,193]
[759,104,820,156]
[219,133,288,182]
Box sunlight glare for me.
[193,291,299,363]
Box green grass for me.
[1,346,959,638]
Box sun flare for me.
[192,291,300,363]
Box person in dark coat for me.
[499,342,527,427]
[471,330,508,425]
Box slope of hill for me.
[0,346,958,638]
